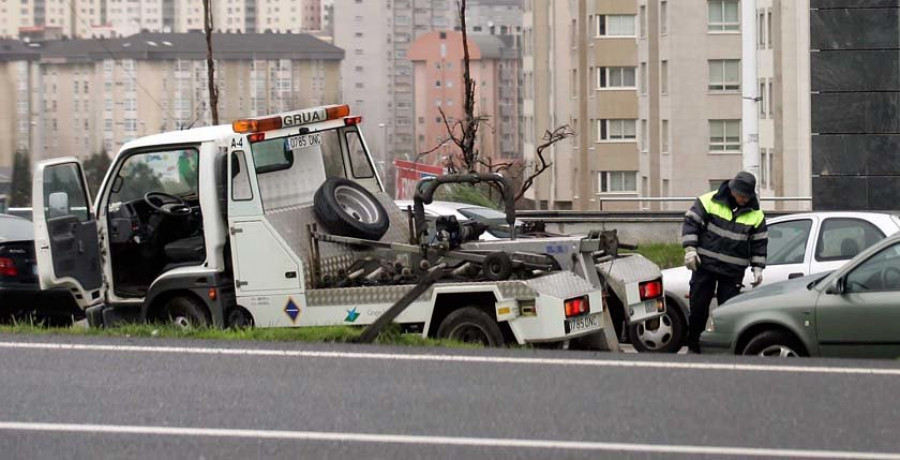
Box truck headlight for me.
[705,316,715,333]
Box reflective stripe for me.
[682,234,699,245]
[751,231,768,241]
[685,210,703,225]
[707,222,749,241]
[751,256,767,265]
[697,247,750,266]
[698,191,765,228]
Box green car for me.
[701,233,900,358]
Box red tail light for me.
[639,279,663,300]
[564,296,590,318]
[247,132,266,143]
[344,116,363,126]
[0,257,18,277]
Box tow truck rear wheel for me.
[436,307,505,347]
[163,295,211,329]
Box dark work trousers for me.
[687,267,743,352]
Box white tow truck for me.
[31,104,665,349]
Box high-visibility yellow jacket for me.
[682,182,767,278]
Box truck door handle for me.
[285,271,297,279]
[788,272,804,279]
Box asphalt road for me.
[1,334,900,459]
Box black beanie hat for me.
[729,171,757,197]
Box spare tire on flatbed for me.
[314,177,390,241]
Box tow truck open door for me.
[32,158,103,308]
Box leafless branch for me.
[515,125,575,202]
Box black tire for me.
[741,330,807,357]
[628,307,686,354]
[482,252,513,281]
[313,177,389,240]
[436,307,505,347]
[226,306,254,329]
[163,296,211,329]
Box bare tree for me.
[202,0,219,125]
[417,0,574,204]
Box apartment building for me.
[523,0,810,211]
[0,0,321,39]
[408,31,521,166]
[334,0,456,182]
[0,32,342,172]
[523,0,640,210]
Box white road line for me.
[0,421,897,459]
[0,341,899,376]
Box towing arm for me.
[413,173,516,241]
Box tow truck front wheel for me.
[163,296,211,329]
[436,307,505,347]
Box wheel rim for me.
[449,324,493,346]
[171,315,192,329]
[758,345,799,357]
[334,185,381,224]
[635,314,674,351]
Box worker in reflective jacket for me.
[682,171,767,353]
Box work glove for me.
[751,267,763,287]
[684,247,701,271]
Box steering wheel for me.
[881,266,900,290]
[144,192,191,217]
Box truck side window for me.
[345,131,375,179]
[43,162,91,222]
[231,151,253,201]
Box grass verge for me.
[0,322,477,348]
[629,243,684,270]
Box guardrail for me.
[594,196,812,211]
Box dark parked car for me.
[0,213,82,325]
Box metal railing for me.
[594,196,812,211]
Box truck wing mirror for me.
[48,192,70,218]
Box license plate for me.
[285,133,322,150]
[644,300,658,314]
[564,313,601,334]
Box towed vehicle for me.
[638,211,900,354]
[0,214,82,324]
[701,233,900,358]
[30,104,665,349]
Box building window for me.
[640,119,648,151]
[598,171,638,193]
[708,59,740,91]
[571,69,578,98]
[709,120,741,152]
[661,60,668,94]
[760,148,768,189]
[708,0,740,32]
[759,79,766,118]
[596,14,635,37]
[661,119,669,153]
[640,62,647,94]
[661,1,668,34]
[767,9,773,48]
[758,9,765,48]
[596,66,636,89]
[598,119,637,141]
[768,81,774,117]
[639,5,646,38]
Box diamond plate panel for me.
[524,271,595,299]
[306,280,536,307]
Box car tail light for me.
[0,257,18,277]
[639,279,663,300]
[344,116,363,126]
[564,296,589,318]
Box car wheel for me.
[436,307,505,347]
[628,308,686,353]
[741,330,807,357]
[164,296,211,329]
[314,177,390,241]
